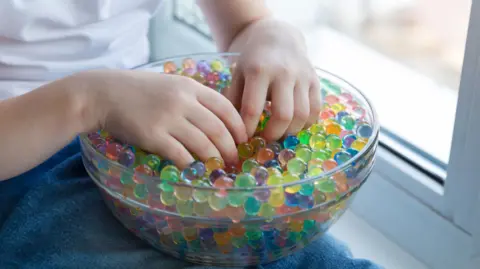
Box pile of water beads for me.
[81,55,377,266]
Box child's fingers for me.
[223,68,244,110]
[170,120,222,162]
[262,79,295,141]
[151,135,195,169]
[198,89,248,144]
[187,105,239,165]
[240,72,269,137]
[285,82,309,135]
[307,76,322,126]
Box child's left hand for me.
[224,18,322,141]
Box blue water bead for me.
[285,192,300,207]
[283,135,300,150]
[356,123,373,138]
[228,173,237,181]
[342,134,357,148]
[334,151,352,165]
[180,167,197,184]
[190,161,206,177]
[264,159,280,169]
[346,148,359,157]
[118,149,135,168]
[336,111,349,122]
[199,228,214,240]
[219,72,231,82]
[298,195,314,209]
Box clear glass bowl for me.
[80,53,379,267]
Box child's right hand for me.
[83,70,248,168]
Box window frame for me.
[151,1,479,267]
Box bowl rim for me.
[80,52,379,191]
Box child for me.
[0,1,381,268]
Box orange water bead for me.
[182,58,196,69]
[320,109,336,119]
[333,172,348,184]
[229,224,246,237]
[256,147,275,165]
[326,122,342,136]
[289,220,304,232]
[336,182,349,194]
[214,232,232,246]
[250,136,266,152]
[226,206,246,223]
[182,227,198,241]
[238,143,254,159]
[163,61,177,74]
[322,160,338,171]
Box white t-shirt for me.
[0,0,163,99]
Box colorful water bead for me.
[325,122,342,136]
[250,136,267,152]
[105,142,122,161]
[163,61,177,74]
[190,161,206,177]
[326,134,342,149]
[256,147,275,165]
[283,135,300,150]
[287,158,307,175]
[351,138,367,151]
[309,133,326,150]
[267,174,283,186]
[340,115,356,130]
[356,123,373,138]
[238,142,254,159]
[295,147,312,163]
[342,134,357,148]
[180,167,197,184]
[296,129,312,145]
[144,154,161,171]
[267,141,283,156]
[210,59,224,72]
[278,149,295,168]
[209,169,226,185]
[242,159,259,173]
[311,149,331,161]
[334,151,352,165]
[118,149,135,168]
[268,187,285,207]
[234,173,256,188]
[205,157,225,172]
[244,196,261,215]
[160,165,180,192]
[251,166,269,186]
[309,123,326,135]
[284,173,301,193]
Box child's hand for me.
[225,19,322,141]
[86,70,248,168]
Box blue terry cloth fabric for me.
[0,137,383,269]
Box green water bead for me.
[297,129,312,145]
[244,196,261,215]
[172,231,186,245]
[284,173,301,193]
[228,192,247,207]
[208,194,228,211]
[267,174,283,186]
[287,158,307,175]
[232,237,247,248]
[160,191,176,206]
[321,78,342,95]
[299,183,315,196]
[303,219,316,231]
[307,166,324,178]
[326,135,342,149]
[235,173,256,188]
[314,192,327,204]
[193,202,212,216]
[309,133,326,150]
[120,171,134,185]
[295,147,312,163]
[191,180,211,203]
[133,184,148,200]
[309,123,326,135]
[144,154,161,171]
[340,116,356,130]
[245,229,263,241]
[315,179,336,193]
[307,159,323,170]
[311,149,332,161]
[176,200,194,216]
[160,165,180,182]
[258,203,276,220]
[242,159,259,173]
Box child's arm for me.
[0,70,247,181]
[197,0,321,141]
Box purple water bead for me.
[253,189,271,202]
[209,169,226,185]
[118,149,135,168]
[190,161,206,177]
[298,195,314,209]
[251,166,269,186]
[196,60,211,75]
[285,192,300,207]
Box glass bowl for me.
[80,53,379,267]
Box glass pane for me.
[173,0,471,176]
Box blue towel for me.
[0,137,383,269]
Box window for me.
[162,1,479,268]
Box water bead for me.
[299,183,315,196]
[196,60,211,74]
[120,171,134,186]
[251,166,269,186]
[309,133,326,150]
[234,173,256,188]
[205,157,225,172]
[320,109,335,120]
[179,167,196,184]
[161,191,176,206]
[267,141,283,156]
[176,200,194,216]
[105,142,122,161]
[244,197,261,215]
[346,148,359,157]
[315,179,336,193]
[209,169,226,185]
[283,135,300,150]
[356,123,373,138]
[182,58,195,69]
[264,159,280,169]
[213,176,234,194]
[267,167,282,176]
[334,151,352,165]
[311,149,331,161]
[267,174,283,186]
[174,185,193,201]
[335,111,349,122]
[325,95,340,105]
[256,148,275,165]
[285,192,300,207]
[351,139,367,151]
[331,103,346,113]
[192,72,206,84]
[258,204,275,220]
[295,147,312,163]
[339,92,353,101]
[278,149,295,167]
[158,159,174,172]
[228,192,247,207]
[308,159,323,170]
[210,59,224,72]
[307,166,324,179]
[342,134,357,148]
[134,165,153,183]
[296,130,312,145]
[242,158,260,174]
[253,189,271,202]
[352,106,366,118]
[118,149,135,168]
[330,148,343,159]
[326,135,342,149]
[325,122,342,136]
[339,130,353,139]
[163,61,177,74]
[341,116,356,130]
[250,136,266,152]
[309,123,326,135]
[160,165,180,182]
[133,184,148,200]
[268,187,285,207]
[322,160,338,171]
[208,195,228,211]
[284,173,301,193]
[286,158,307,175]
[142,154,161,171]
[237,143,254,159]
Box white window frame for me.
[150,1,480,268]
